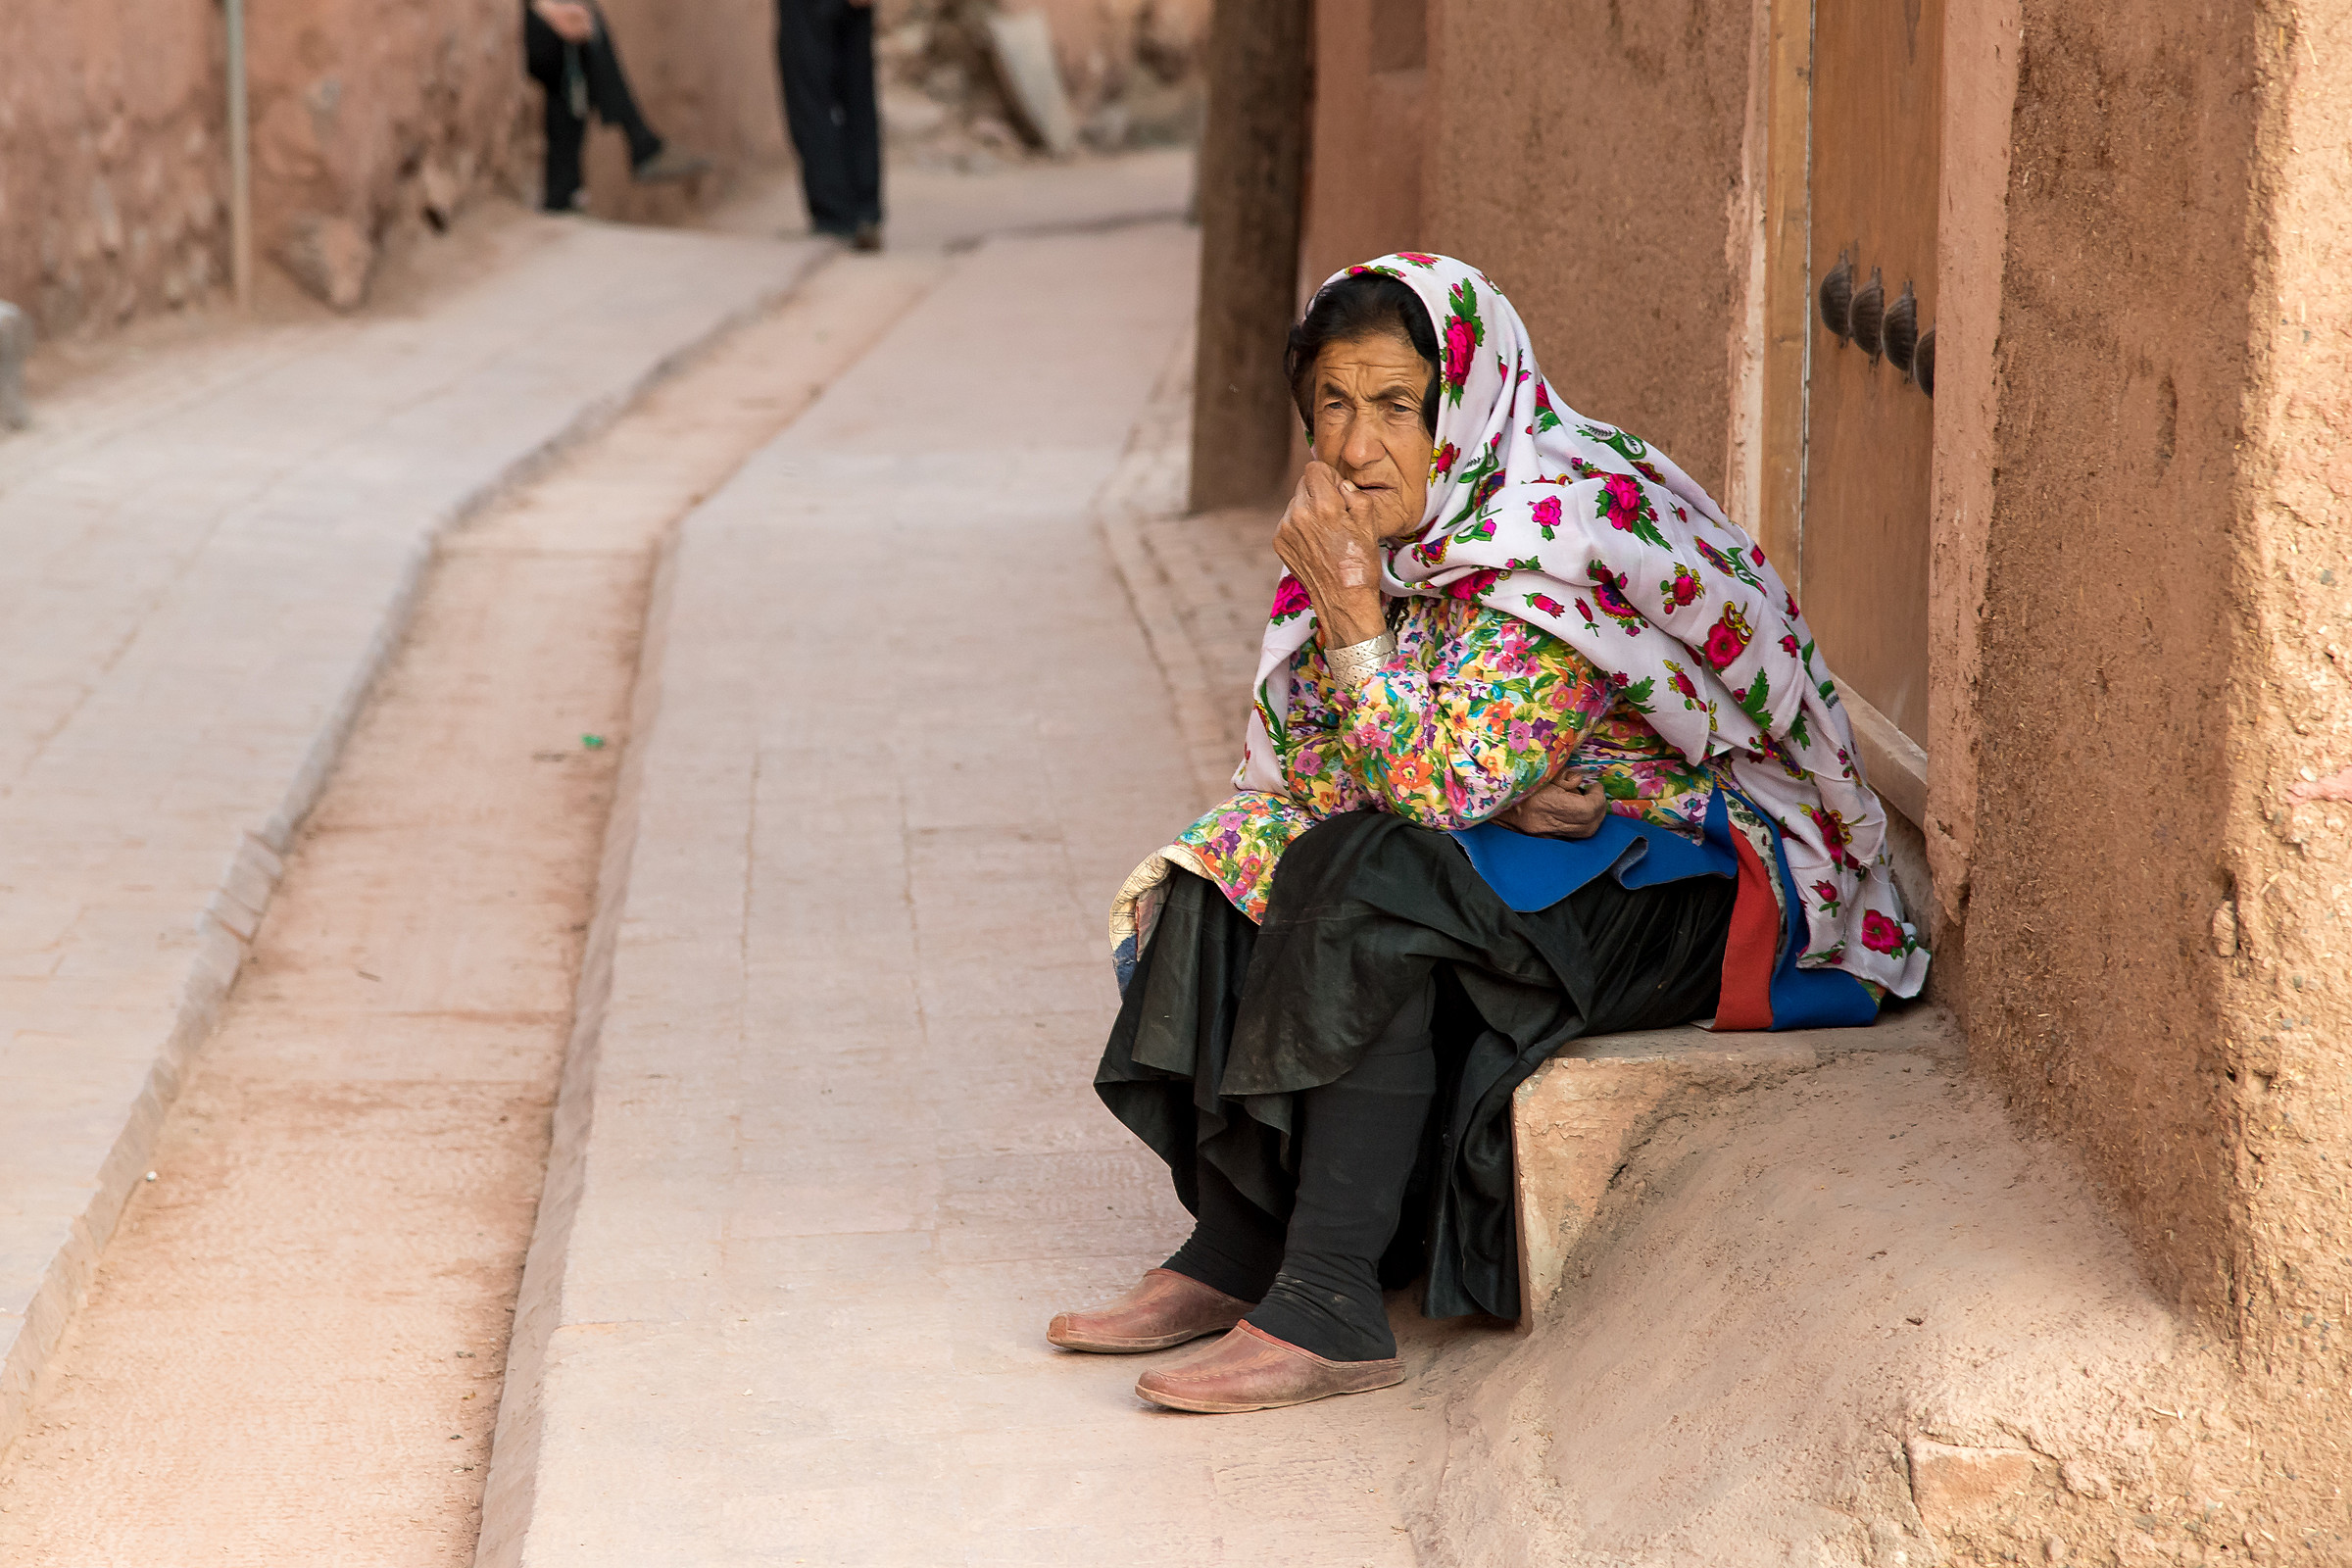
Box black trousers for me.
[775,0,882,232]
[1098,812,1736,1324]
[524,2,662,212]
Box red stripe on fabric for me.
[1711,827,1780,1032]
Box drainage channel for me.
[0,253,941,1565]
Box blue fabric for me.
[1451,788,1879,1031]
[1450,803,1736,912]
[1750,802,1881,1029]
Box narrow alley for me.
[482,219,1458,1568]
[0,181,2213,1567]
[5,0,2348,1557]
[0,169,1494,1565]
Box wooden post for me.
[1187,0,1312,513]
[226,0,254,310]
[1757,0,1811,593]
[0,301,29,431]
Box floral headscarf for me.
[1240,253,1928,997]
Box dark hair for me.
[1285,271,1442,434]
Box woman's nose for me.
[1338,412,1386,473]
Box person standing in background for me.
[775,0,884,250]
[525,0,710,214]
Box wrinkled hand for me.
[1494,774,1611,840]
[1272,461,1388,647]
[532,0,598,42]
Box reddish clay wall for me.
[0,0,527,329]
[1300,0,1426,290]
[1959,0,2259,1324]
[1417,0,1753,497]
[0,0,230,334]
[2194,21,2352,1536]
[581,0,790,225]
[2228,0,2352,1393]
[246,0,523,306]
[1922,0,2017,950]
[1947,0,2350,1514]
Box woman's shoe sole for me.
[1134,1364,1406,1413]
[1046,1321,1234,1353]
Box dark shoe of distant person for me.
[851,220,883,253]
[524,0,688,213]
[1133,1322,1405,1414]
[775,0,884,244]
[1046,1268,1251,1353]
[633,147,711,184]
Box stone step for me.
[1512,1004,1963,1317]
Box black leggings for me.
[1164,981,1436,1361]
[524,1,662,212]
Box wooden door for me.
[1795,0,1942,744]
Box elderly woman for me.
[1054,256,1929,1415]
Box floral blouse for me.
[1178,596,1719,919]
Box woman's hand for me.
[1494,774,1611,839]
[1273,461,1391,648]
[532,0,599,40]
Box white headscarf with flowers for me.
[1241,253,1928,998]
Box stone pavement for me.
[1101,500,1287,806]
[482,222,1468,1568]
[0,218,823,1452]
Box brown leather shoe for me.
[1133,1321,1406,1413]
[1047,1268,1253,1353]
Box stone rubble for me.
[876,0,1205,173]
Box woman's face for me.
[1307,330,1434,541]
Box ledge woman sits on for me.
[1056,255,1930,1416]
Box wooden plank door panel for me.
[1803,0,1942,742]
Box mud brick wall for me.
[2220,3,2352,1391]
[1416,0,1755,499]
[244,0,524,306]
[0,0,232,335]
[576,0,787,227]
[0,0,527,327]
[1962,0,2261,1322]
[1298,0,1429,293]
[1928,4,2349,1516]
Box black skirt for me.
[1095,809,1736,1322]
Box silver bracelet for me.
[1325,630,1397,687]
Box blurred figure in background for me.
[525,0,710,214]
[775,0,884,249]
